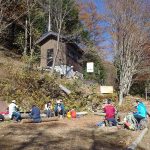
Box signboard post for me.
[100,86,113,94]
[87,62,94,73]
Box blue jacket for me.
[31,106,41,119]
[135,102,147,118]
[54,103,65,112]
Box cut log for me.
[59,84,71,94]
[21,117,59,123]
[93,112,106,116]
[127,128,148,150]
[76,112,88,115]
[4,113,29,121]
[4,113,47,121]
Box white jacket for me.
[44,104,52,111]
[8,103,18,118]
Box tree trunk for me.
[24,19,28,55]
[119,90,123,106]
[51,27,61,73]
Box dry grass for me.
[0,51,24,79]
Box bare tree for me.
[51,0,77,72]
[37,0,77,72]
[78,0,105,58]
[23,0,45,56]
[105,0,150,105]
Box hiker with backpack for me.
[123,99,148,130]
[133,99,147,123]
[8,100,22,122]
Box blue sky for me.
[93,0,113,61]
[94,0,106,14]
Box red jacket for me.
[71,110,76,118]
[103,104,115,119]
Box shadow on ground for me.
[0,122,129,150]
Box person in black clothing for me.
[30,105,41,123]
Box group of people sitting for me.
[4,97,149,128]
[7,99,67,123]
[44,99,65,118]
[97,98,149,130]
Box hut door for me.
[47,49,53,67]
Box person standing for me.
[8,100,21,122]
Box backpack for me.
[124,113,138,130]
[0,114,4,121]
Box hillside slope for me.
[0,49,129,113]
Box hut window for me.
[47,49,53,67]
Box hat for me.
[56,100,61,103]
[136,99,141,103]
[12,100,16,103]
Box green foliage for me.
[14,32,25,53]
[21,55,39,70]
[14,4,46,54]
[129,81,147,98]
[83,52,106,84]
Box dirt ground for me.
[0,115,140,150]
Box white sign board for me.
[87,62,94,72]
[100,86,113,94]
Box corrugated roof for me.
[36,31,84,53]
[35,31,66,45]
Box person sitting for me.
[54,99,65,118]
[8,100,21,122]
[30,105,41,123]
[103,99,117,126]
[60,99,65,115]
[70,108,76,118]
[66,110,71,119]
[133,99,147,123]
[44,101,53,118]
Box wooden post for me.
[145,87,147,101]
[127,128,148,150]
[24,19,28,55]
